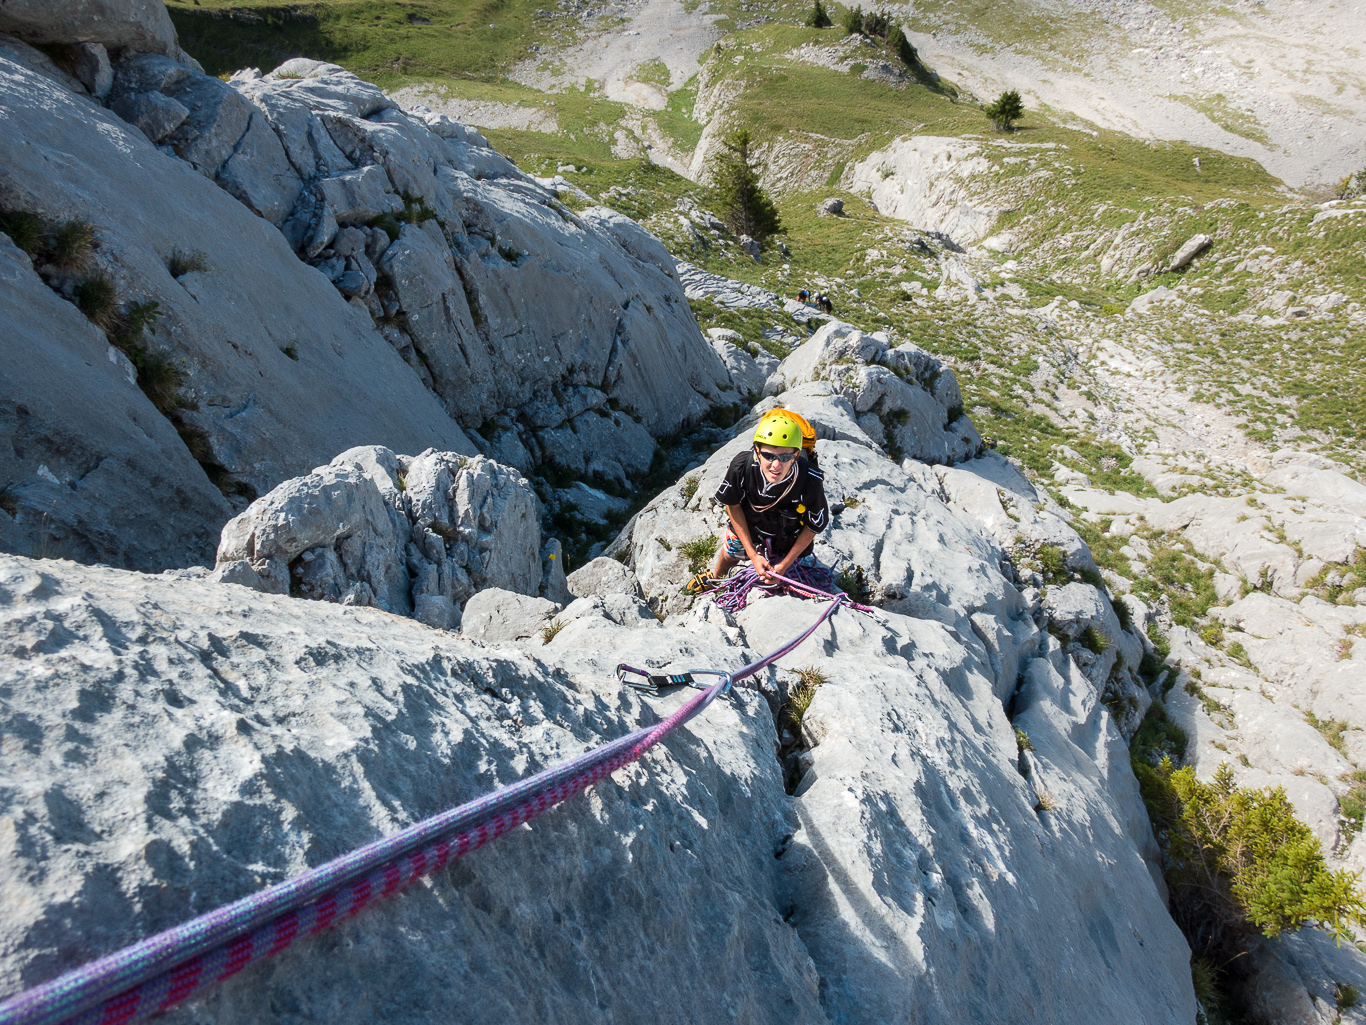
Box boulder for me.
[567,557,643,599]
[460,587,561,642]
[319,165,404,225]
[215,464,408,609]
[212,449,543,620]
[766,322,979,465]
[0,0,179,56]
[69,41,112,98]
[1166,233,1213,272]
[818,197,843,216]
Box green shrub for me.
[679,534,718,575]
[1136,760,1366,957]
[123,299,163,340]
[680,475,700,501]
[1015,728,1033,753]
[843,4,864,34]
[1036,543,1069,585]
[1338,981,1361,1010]
[540,618,566,644]
[1079,625,1110,654]
[1112,596,1133,632]
[782,665,827,729]
[836,563,871,603]
[1131,702,1189,766]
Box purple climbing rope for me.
[712,562,880,618]
[0,592,852,1025]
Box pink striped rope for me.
[1,585,854,1025]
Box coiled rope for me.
[0,588,852,1025]
[713,563,881,618]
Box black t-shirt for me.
[714,449,829,558]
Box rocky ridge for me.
[0,35,734,570]
[0,312,1198,1021]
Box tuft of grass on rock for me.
[48,219,96,270]
[74,271,119,329]
[679,534,718,575]
[167,249,210,277]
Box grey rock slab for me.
[1214,592,1366,722]
[258,59,396,118]
[0,553,822,1025]
[708,334,770,398]
[460,587,561,642]
[215,110,302,227]
[558,592,657,628]
[735,594,1195,1024]
[553,481,631,525]
[579,206,680,282]
[0,0,179,55]
[0,235,231,569]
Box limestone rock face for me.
[0,553,823,1025]
[0,308,1197,1022]
[116,56,730,469]
[0,52,474,568]
[0,236,231,569]
[213,448,545,618]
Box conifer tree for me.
[710,129,783,243]
[805,0,832,28]
[983,89,1025,131]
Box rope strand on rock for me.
[0,589,853,1025]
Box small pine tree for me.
[843,4,864,35]
[710,129,783,243]
[983,89,1025,132]
[806,0,832,28]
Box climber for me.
[685,411,829,594]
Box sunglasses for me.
[754,448,798,464]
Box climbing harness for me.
[0,588,858,1025]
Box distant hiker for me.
[820,293,833,314]
[685,411,828,593]
[797,288,809,304]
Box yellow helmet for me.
[753,412,804,449]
